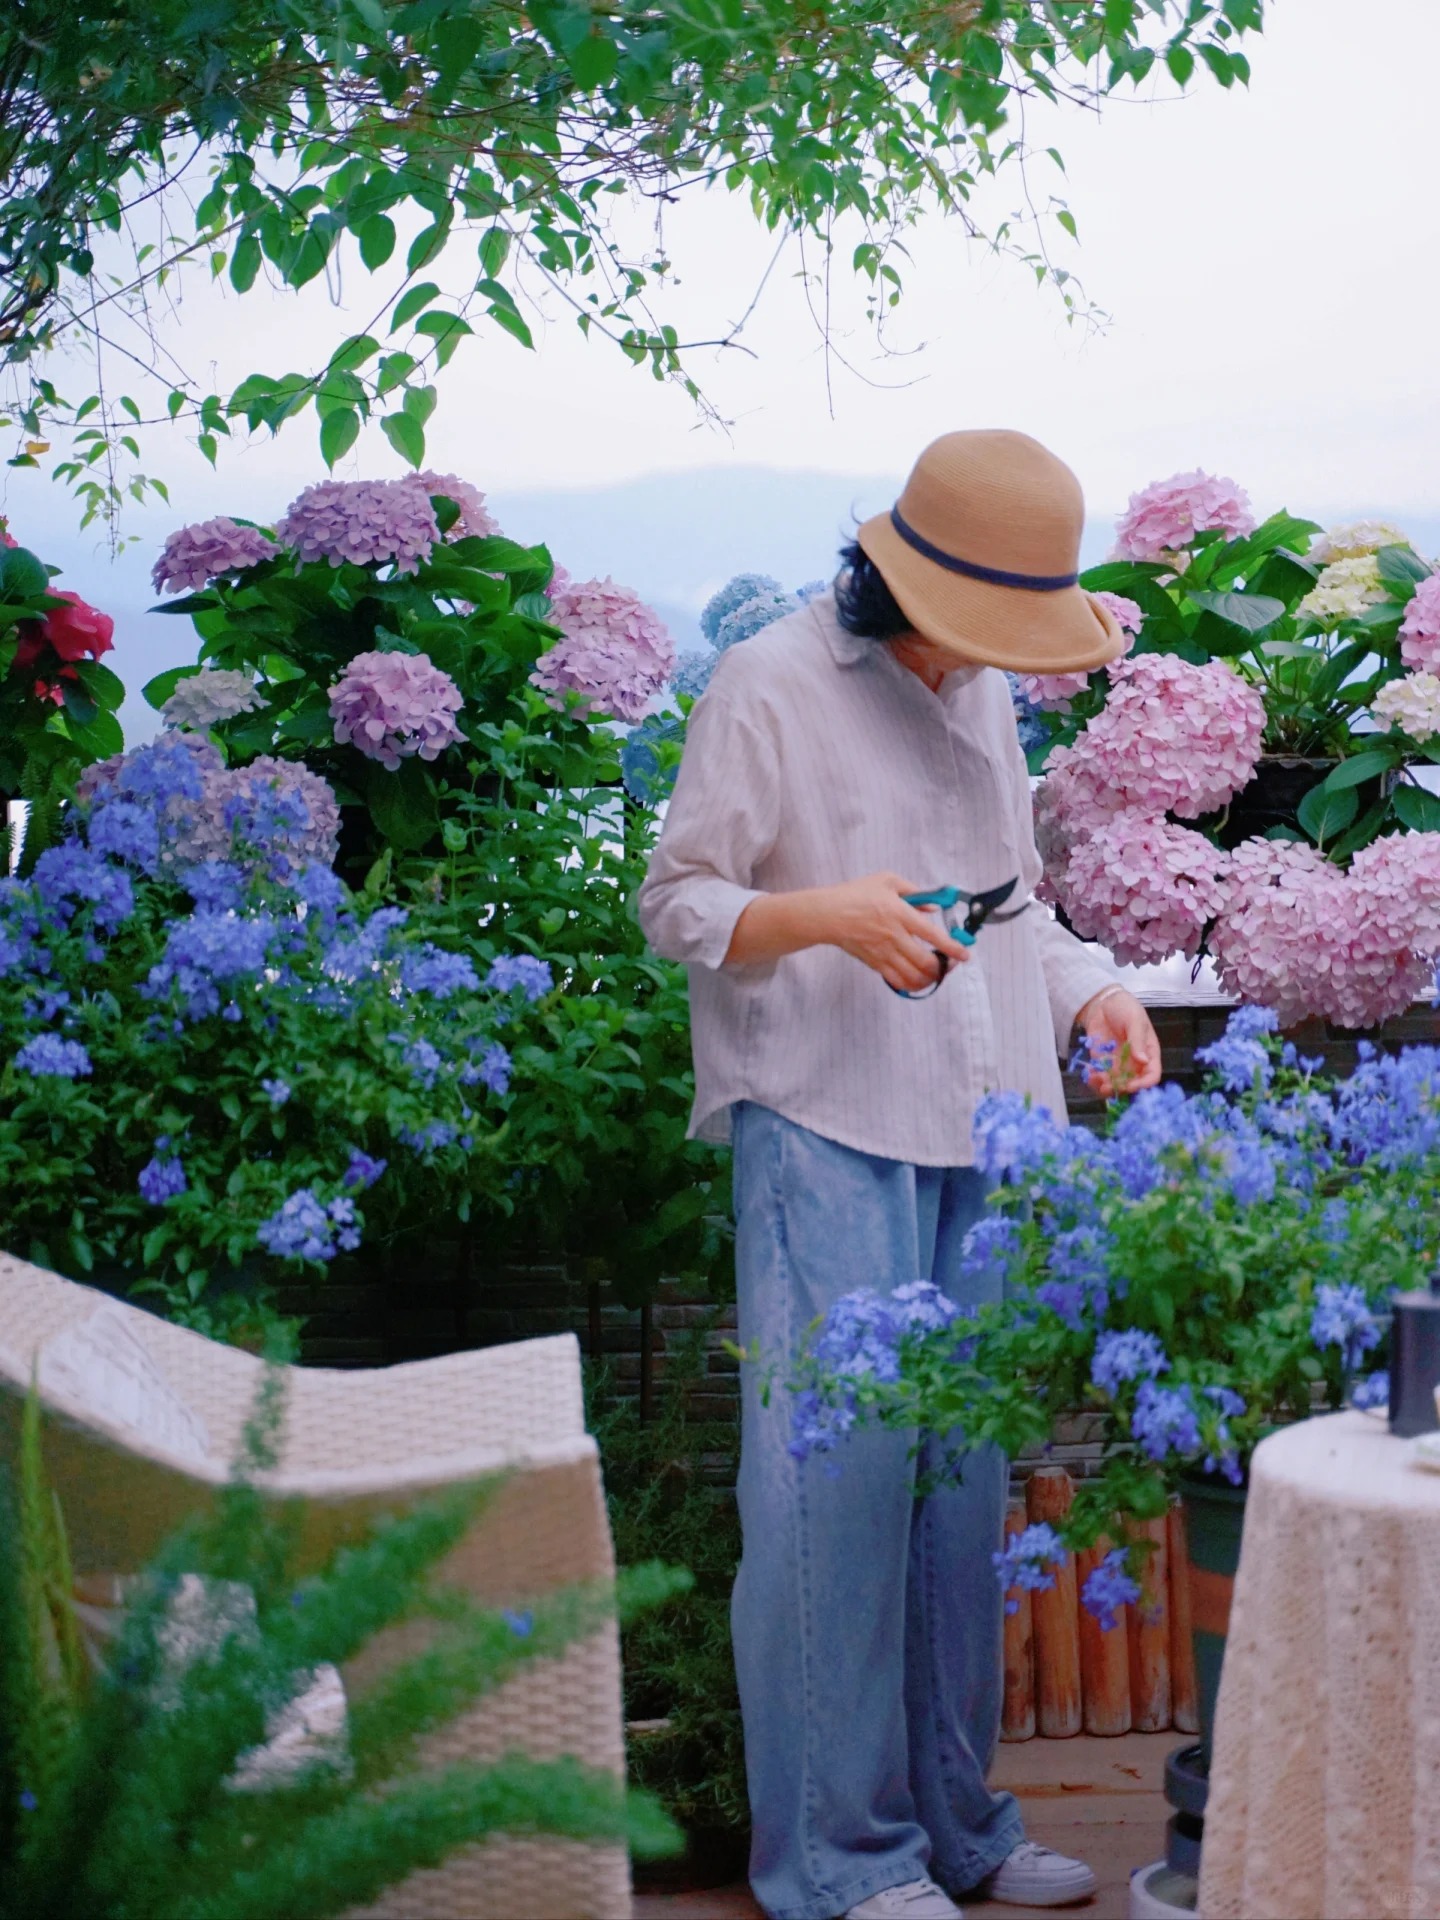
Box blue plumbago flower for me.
[620,713,684,805]
[1330,1046,1440,1170]
[1317,1198,1350,1245]
[1196,1007,1278,1094]
[101,733,208,811]
[1352,1370,1390,1411]
[400,1036,443,1088]
[295,861,346,921]
[398,1120,458,1153]
[1200,1386,1245,1483]
[1035,1280,1087,1331]
[958,1215,1023,1291]
[1092,1328,1168,1398]
[502,1609,535,1638]
[19,1788,37,1813]
[32,843,134,933]
[1131,1379,1202,1464]
[971,1091,1064,1183]
[484,953,552,1001]
[14,1034,92,1079]
[138,1154,187,1205]
[1280,1041,1325,1075]
[400,944,480,999]
[992,1523,1067,1613]
[144,910,277,1020]
[473,1042,511,1096]
[1043,1222,1113,1322]
[671,650,718,701]
[87,800,160,874]
[257,1189,335,1261]
[343,1149,387,1190]
[889,1280,960,1335]
[1068,1032,1118,1079]
[788,1385,857,1460]
[1080,1547,1141,1632]
[1106,1084,1211,1199]
[21,988,71,1023]
[326,1194,361,1253]
[261,1077,291,1107]
[1204,1385,1246,1419]
[699,573,782,646]
[323,905,410,984]
[181,860,248,914]
[812,1289,904,1386]
[1310,1283,1383,1371]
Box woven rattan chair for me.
[0,1252,632,1920]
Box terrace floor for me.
[633,1731,1174,1920]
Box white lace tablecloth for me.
[1200,1411,1440,1920]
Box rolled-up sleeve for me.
[637,683,781,971]
[1006,731,1119,1054]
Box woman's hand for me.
[1076,987,1162,1096]
[726,872,972,994]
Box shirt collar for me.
[811,593,875,669]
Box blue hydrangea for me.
[713,587,800,651]
[485,954,552,1001]
[1092,1328,1168,1398]
[1351,1370,1390,1411]
[620,714,684,805]
[87,800,160,874]
[138,1154,187,1205]
[1310,1282,1382,1371]
[1079,1547,1141,1631]
[14,1034,92,1079]
[992,1522,1067,1613]
[699,573,782,646]
[971,1091,1065,1183]
[342,1148,387,1190]
[1005,673,1049,756]
[794,578,830,604]
[400,944,480,998]
[1130,1379,1202,1463]
[671,650,719,701]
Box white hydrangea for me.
[1298,555,1387,628]
[1307,520,1411,565]
[1372,672,1440,743]
[162,669,267,731]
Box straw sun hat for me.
[856,428,1124,675]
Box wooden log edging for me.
[1001,1473,1200,1741]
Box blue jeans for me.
[730,1103,1022,1920]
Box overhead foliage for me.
[0,0,1264,521]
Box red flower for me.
[0,523,15,549]
[18,590,114,666]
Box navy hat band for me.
[890,506,1079,593]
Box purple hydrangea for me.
[1092,1328,1169,1398]
[532,577,675,725]
[1080,1547,1141,1632]
[329,650,464,769]
[138,1154,187,1204]
[992,1522,1067,1614]
[275,479,439,574]
[14,1034,92,1078]
[406,471,499,541]
[699,574,782,646]
[400,944,480,998]
[152,517,280,595]
[485,954,552,1001]
[1310,1282,1383,1371]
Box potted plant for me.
[1012,475,1440,1026]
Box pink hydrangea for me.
[1210,840,1347,1025]
[152,517,279,595]
[276,480,439,574]
[328,650,464,769]
[1400,574,1440,675]
[1046,655,1266,822]
[1057,815,1230,966]
[1018,591,1144,710]
[532,576,676,725]
[404,471,500,541]
[1112,471,1255,565]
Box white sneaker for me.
[979,1840,1098,1908]
[845,1876,963,1919]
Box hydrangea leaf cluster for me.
[787,1007,1436,1581]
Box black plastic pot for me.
[1216,755,1393,850]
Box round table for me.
[1200,1410,1440,1920]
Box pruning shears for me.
[890,877,1029,1000]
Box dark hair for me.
[833,538,911,641]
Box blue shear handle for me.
[903,888,975,946]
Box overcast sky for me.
[4,0,1438,735]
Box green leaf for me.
[328,333,381,373]
[1166,43,1196,85]
[358,214,397,270]
[1376,544,1432,590]
[1318,748,1396,794]
[404,384,438,426]
[1297,781,1359,847]
[365,754,441,852]
[478,227,511,279]
[488,305,534,350]
[143,666,200,713]
[1392,784,1440,831]
[1188,590,1286,635]
[71,660,125,709]
[0,546,51,598]
[320,407,361,469]
[229,233,261,293]
[570,33,619,88]
[381,411,426,468]
[391,282,442,331]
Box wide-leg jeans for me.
[730,1102,1021,1920]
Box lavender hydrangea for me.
[14,1034,92,1078]
[1092,1328,1168,1398]
[152,517,279,595]
[161,669,266,732]
[992,1522,1067,1613]
[1310,1282,1383,1371]
[485,954,553,1001]
[138,1154,187,1204]
[713,586,801,651]
[405,471,499,541]
[276,479,439,574]
[699,574,782,646]
[532,576,675,725]
[329,650,464,769]
[1079,1547,1141,1631]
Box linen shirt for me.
[636,593,1119,1167]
